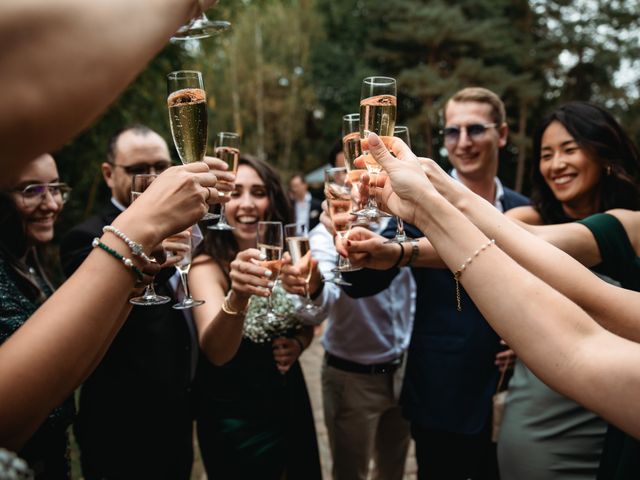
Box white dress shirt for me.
[298,222,416,365]
[294,192,313,232]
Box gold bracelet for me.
[453,239,495,312]
[221,290,247,316]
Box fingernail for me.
[268,281,275,288]
[264,269,272,277]
[259,253,267,260]
[368,133,380,146]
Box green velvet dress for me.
[194,285,322,479]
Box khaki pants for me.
[322,359,410,480]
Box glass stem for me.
[179,271,191,300]
[395,216,406,241]
[219,203,228,225]
[366,171,379,210]
[144,283,158,298]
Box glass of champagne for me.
[167,70,217,220]
[208,132,240,231]
[129,174,171,306]
[325,167,361,286]
[285,223,323,315]
[359,76,397,218]
[384,125,411,244]
[167,233,205,310]
[255,221,284,322]
[342,113,368,224]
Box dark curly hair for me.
[201,154,294,276]
[531,101,640,224]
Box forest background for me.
[55,0,640,233]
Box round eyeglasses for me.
[14,183,71,208]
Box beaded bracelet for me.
[92,238,144,283]
[102,226,156,264]
[453,239,495,312]
[389,242,405,269]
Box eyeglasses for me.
[113,161,172,175]
[14,183,71,208]
[441,123,496,145]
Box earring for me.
[606,165,612,176]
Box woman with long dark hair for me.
[189,155,322,479]
[498,101,640,479]
[0,154,75,478]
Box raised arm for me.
[0,0,216,170]
[0,162,218,449]
[369,132,640,438]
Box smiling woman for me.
[0,154,76,476]
[500,101,640,479]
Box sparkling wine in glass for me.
[129,174,171,306]
[342,113,368,225]
[167,233,205,310]
[167,70,217,221]
[255,221,284,323]
[208,132,240,231]
[285,223,323,315]
[359,76,397,218]
[325,167,361,286]
[384,125,412,244]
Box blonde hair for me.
[446,87,506,125]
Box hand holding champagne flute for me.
[129,174,171,306]
[359,76,397,218]
[167,70,217,220]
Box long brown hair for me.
[201,155,294,276]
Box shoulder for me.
[505,205,543,224]
[192,254,228,287]
[606,209,640,255]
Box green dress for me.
[498,213,640,479]
[194,285,322,480]
[577,214,640,480]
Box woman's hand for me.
[204,155,235,199]
[161,230,192,269]
[280,252,321,297]
[229,249,275,306]
[272,337,304,373]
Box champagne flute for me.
[129,174,171,306]
[167,233,205,310]
[384,125,411,244]
[341,113,369,225]
[285,223,323,315]
[325,167,361,286]
[359,76,397,218]
[208,132,240,231]
[255,221,284,323]
[171,9,230,42]
[167,70,217,220]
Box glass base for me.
[332,265,362,273]
[172,298,205,310]
[255,311,283,324]
[202,212,220,221]
[296,301,323,316]
[171,20,231,41]
[325,275,352,287]
[129,293,171,306]
[353,206,392,219]
[207,222,234,231]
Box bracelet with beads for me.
[102,226,156,264]
[92,238,144,283]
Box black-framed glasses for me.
[441,123,496,145]
[15,183,71,208]
[113,161,172,176]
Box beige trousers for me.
[322,359,410,480]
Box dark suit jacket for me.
[344,187,529,435]
[60,202,195,480]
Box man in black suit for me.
[344,88,528,479]
[60,125,196,479]
[289,172,323,231]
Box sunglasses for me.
[441,123,496,144]
[14,183,71,208]
[113,161,172,175]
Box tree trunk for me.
[255,18,265,161]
